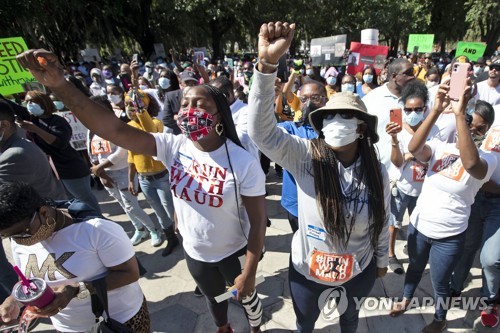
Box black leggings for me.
[184,247,263,328]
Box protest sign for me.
[347,42,389,75]
[80,48,101,62]
[55,111,88,151]
[154,43,167,58]
[455,42,486,62]
[310,35,347,66]
[407,34,434,53]
[0,37,36,95]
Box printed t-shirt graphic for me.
[431,152,465,181]
[483,128,500,153]
[90,137,112,155]
[170,152,227,208]
[411,161,427,182]
[309,250,356,283]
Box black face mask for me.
[299,100,319,124]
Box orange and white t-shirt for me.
[410,140,497,239]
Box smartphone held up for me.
[448,62,470,101]
[389,108,402,127]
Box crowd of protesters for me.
[0,20,499,333]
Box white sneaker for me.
[150,229,163,247]
[131,229,148,245]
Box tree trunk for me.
[211,22,222,62]
[484,26,500,56]
[440,38,446,54]
[139,29,155,58]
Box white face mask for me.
[146,67,153,74]
[426,81,438,89]
[473,66,484,75]
[108,94,122,105]
[341,83,355,93]
[322,114,363,148]
[326,76,337,86]
[158,77,171,90]
[139,85,149,91]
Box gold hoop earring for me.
[46,217,57,227]
[215,123,224,136]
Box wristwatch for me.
[76,282,91,299]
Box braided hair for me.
[310,134,386,250]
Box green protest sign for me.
[0,37,35,95]
[407,34,434,53]
[455,42,486,62]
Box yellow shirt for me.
[416,67,427,82]
[326,86,337,99]
[287,93,302,121]
[127,112,166,174]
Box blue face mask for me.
[404,111,424,126]
[27,102,45,116]
[158,77,171,90]
[326,76,337,86]
[363,74,373,83]
[53,101,64,111]
[341,83,355,93]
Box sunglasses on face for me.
[397,69,415,77]
[403,107,425,114]
[324,112,356,120]
[299,95,326,104]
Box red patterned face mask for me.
[177,107,215,142]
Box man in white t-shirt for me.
[476,60,500,106]
[362,59,415,178]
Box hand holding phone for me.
[132,89,145,110]
[449,62,470,101]
[389,108,402,127]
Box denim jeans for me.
[0,242,18,303]
[289,257,376,333]
[105,169,158,232]
[479,196,500,301]
[61,175,101,214]
[138,172,174,230]
[390,186,418,229]
[404,223,465,321]
[450,192,489,292]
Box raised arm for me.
[453,81,490,179]
[408,83,449,162]
[248,22,311,173]
[283,70,297,103]
[16,50,156,156]
[385,123,403,168]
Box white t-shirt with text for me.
[12,219,143,332]
[410,140,497,239]
[153,133,266,262]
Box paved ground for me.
[3,171,495,333]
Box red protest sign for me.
[347,42,389,75]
